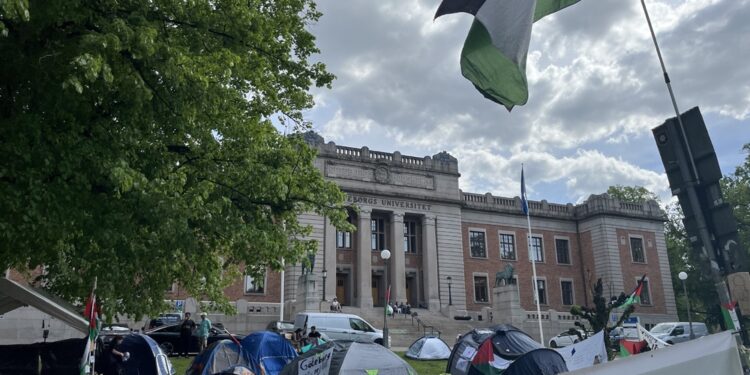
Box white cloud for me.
[304,0,750,205]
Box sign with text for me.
[298,346,333,375]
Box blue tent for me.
[186,340,252,375]
[240,331,297,375]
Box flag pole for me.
[522,165,544,344]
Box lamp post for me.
[380,249,391,348]
[447,276,453,306]
[322,269,328,302]
[678,271,695,340]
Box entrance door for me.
[336,273,348,306]
[405,276,413,306]
[372,276,379,306]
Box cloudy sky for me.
[296,0,750,205]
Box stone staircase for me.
[342,306,491,349]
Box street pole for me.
[447,276,453,306]
[381,249,391,348]
[679,272,695,340]
[322,269,328,302]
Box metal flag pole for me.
[522,165,544,344]
[639,0,741,339]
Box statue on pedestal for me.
[495,264,514,287]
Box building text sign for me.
[346,194,432,211]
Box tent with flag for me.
[446,325,568,375]
[434,0,580,110]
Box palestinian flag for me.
[434,0,580,110]
[80,287,101,375]
[468,339,502,375]
[621,275,647,309]
[721,301,739,331]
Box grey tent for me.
[281,341,417,375]
[405,335,451,360]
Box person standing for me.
[198,312,212,352]
[179,312,196,357]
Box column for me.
[389,212,406,304]
[357,209,373,308]
[422,215,440,310]
[323,217,337,302]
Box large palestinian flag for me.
[434,0,580,110]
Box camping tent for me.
[98,333,173,375]
[405,336,451,360]
[503,349,568,375]
[186,339,253,375]
[446,324,567,375]
[280,340,417,375]
[567,331,743,375]
[240,331,297,375]
[0,338,86,375]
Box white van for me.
[649,322,708,344]
[293,312,385,345]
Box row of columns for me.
[328,209,439,310]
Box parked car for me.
[649,322,708,344]
[548,329,588,348]
[293,312,385,345]
[266,320,296,339]
[145,313,182,330]
[145,323,243,355]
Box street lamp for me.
[678,271,695,340]
[322,269,328,302]
[447,276,453,306]
[380,249,391,348]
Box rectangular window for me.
[561,280,574,305]
[530,236,544,262]
[403,220,418,253]
[244,274,265,294]
[470,231,487,258]
[640,279,652,305]
[556,238,570,264]
[474,276,489,303]
[630,237,645,263]
[500,233,516,260]
[337,231,352,249]
[371,218,386,251]
[536,279,547,305]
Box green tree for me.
[0,0,351,319]
[722,144,750,256]
[606,185,658,203]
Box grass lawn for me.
[168,351,447,374]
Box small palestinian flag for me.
[468,339,502,375]
[621,275,647,309]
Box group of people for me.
[389,301,412,316]
[179,312,213,356]
[292,325,323,351]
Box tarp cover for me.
[0,338,85,375]
[567,331,743,375]
[281,341,417,375]
[240,331,297,375]
[187,339,251,375]
[405,336,451,360]
[503,349,568,375]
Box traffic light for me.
[652,107,748,275]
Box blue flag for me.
[521,167,528,215]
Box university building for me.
[176,132,678,329]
